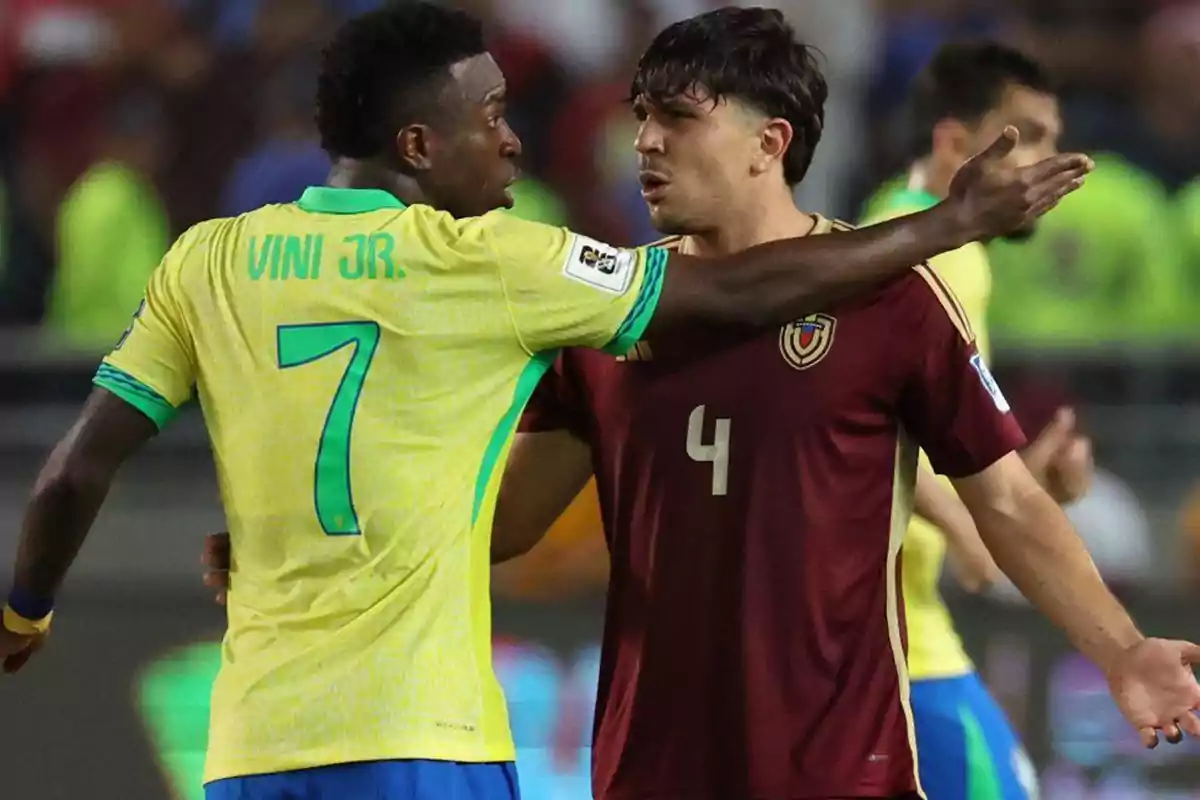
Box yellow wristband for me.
[3,604,53,636]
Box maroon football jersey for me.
[520,222,1027,800]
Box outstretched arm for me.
[952,454,1200,749]
[953,454,1138,667]
[646,131,1090,339]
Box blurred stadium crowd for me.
[2,0,1200,588]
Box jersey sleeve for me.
[519,352,589,436]
[473,213,668,354]
[897,265,1027,477]
[93,226,204,430]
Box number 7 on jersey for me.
[277,321,380,535]
[687,405,731,496]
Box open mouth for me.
[638,172,670,201]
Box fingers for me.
[1038,408,1076,447]
[202,533,231,564]
[1140,726,1159,748]
[1176,640,1200,664]
[1025,406,1077,477]
[975,126,1020,162]
[202,532,231,605]
[1024,173,1086,220]
[1025,194,1066,222]
[1165,722,1184,744]
[1062,436,1091,465]
[203,568,230,605]
[1178,711,1200,739]
[203,570,230,590]
[1020,152,1094,185]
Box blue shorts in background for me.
[205,759,520,800]
[910,672,1037,800]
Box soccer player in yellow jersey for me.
[0,2,1095,797]
[862,42,1097,799]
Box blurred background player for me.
[0,4,1093,800]
[860,41,1098,799]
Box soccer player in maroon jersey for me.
[493,8,1200,800]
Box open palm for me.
[1107,638,1200,747]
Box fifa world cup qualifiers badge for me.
[562,235,635,294]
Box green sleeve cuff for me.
[604,246,668,356]
[93,363,180,430]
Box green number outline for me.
[276,321,380,535]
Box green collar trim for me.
[296,186,408,214]
[884,187,941,212]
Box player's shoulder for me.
[159,216,236,278]
[895,261,976,343]
[178,216,232,247]
[453,209,573,257]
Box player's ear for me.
[932,118,972,161]
[396,124,435,172]
[754,117,794,177]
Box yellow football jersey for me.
[94,187,667,783]
[863,188,991,681]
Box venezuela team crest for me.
[779,313,836,370]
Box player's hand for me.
[202,532,231,605]
[1047,432,1093,505]
[0,625,46,675]
[1106,638,1200,748]
[945,126,1093,242]
[1022,407,1092,504]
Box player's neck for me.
[909,158,951,200]
[679,189,814,258]
[326,159,428,207]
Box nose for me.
[634,118,665,156]
[500,119,522,159]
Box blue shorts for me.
[910,672,1037,800]
[205,760,520,800]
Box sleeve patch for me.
[969,354,1010,413]
[560,234,635,295]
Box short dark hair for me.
[631,7,827,186]
[316,1,486,160]
[909,41,1053,152]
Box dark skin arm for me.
[2,390,157,671]
[644,130,1091,339]
[199,133,1091,597]
[491,430,593,564]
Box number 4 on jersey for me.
[687,405,730,497]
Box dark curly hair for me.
[316,1,486,160]
[909,41,1053,154]
[630,7,827,186]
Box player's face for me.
[632,90,763,234]
[968,84,1063,240]
[425,54,522,218]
